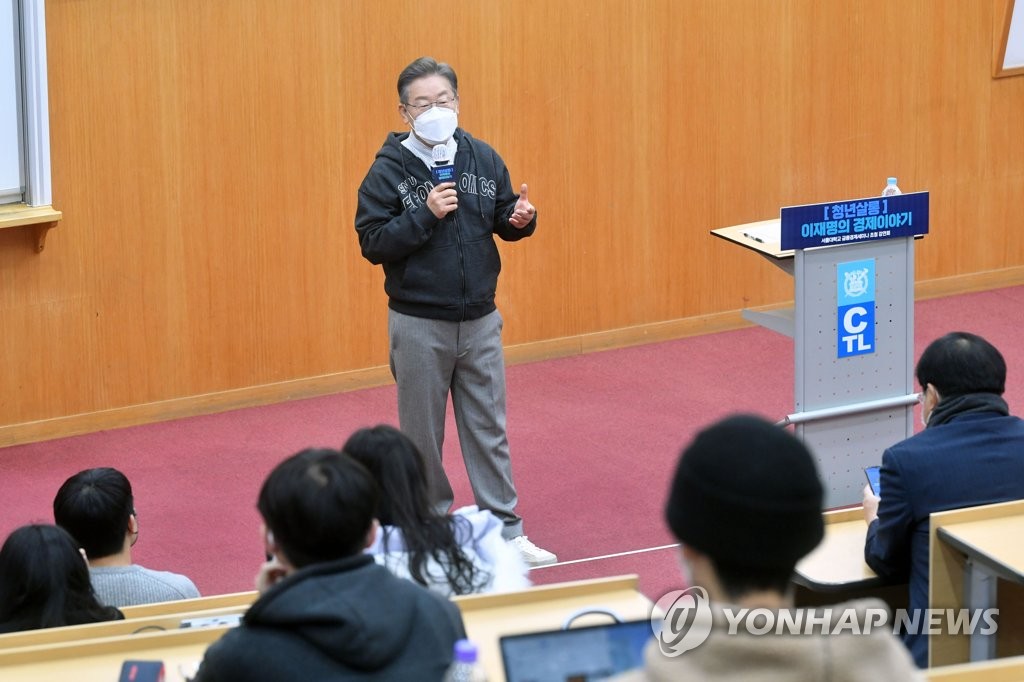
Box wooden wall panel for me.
[1,0,1022,432]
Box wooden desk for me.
[0,592,257,651]
[119,592,256,620]
[926,653,1024,681]
[937,517,1024,585]
[930,500,1024,666]
[459,575,652,682]
[792,508,910,613]
[0,604,247,651]
[0,626,228,681]
[0,575,650,682]
[710,219,794,265]
[795,507,880,591]
[710,220,796,337]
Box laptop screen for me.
[500,619,655,682]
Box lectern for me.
[712,192,929,506]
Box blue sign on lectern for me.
[781,191,929,251]
[837,259,875,358]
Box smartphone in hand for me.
[864,465,881,496]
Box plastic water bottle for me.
[882,177,902,196]
[442,639,488,682]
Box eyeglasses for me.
[403,97,458,113]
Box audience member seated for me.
[0,524,123,634]
[618,415,918,681]
[53,467,200,607]
[343,424,530,597]
[192,448,465,682]
[864,331,1024,667]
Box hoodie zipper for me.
[399,133,469,320]
[452,144,468,321]
[453,212,466,321]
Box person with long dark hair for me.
[343,424,529,597]
[0,524,123,634]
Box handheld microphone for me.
[431,144,455,184]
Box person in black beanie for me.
[666,414,825,596]
[617,415,918,682]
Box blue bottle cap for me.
[454,639,478,663]
[887,177,898,184]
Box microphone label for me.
[431,165,455,184]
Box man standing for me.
[355,57,555,565]
[53,467,200,607]
[864,331,1024,667]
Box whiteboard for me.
[1,0,24,204]
[1002,0,1024,72]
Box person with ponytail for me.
[343,425,529,597]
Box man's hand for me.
[427,182,458,219]
[509,183,536,228]
[255,557,288,594]
[862,484,880,524]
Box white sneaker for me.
[510,535,558,567]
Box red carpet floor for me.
[1,285,1022,602]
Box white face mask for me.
[412,106,458,144]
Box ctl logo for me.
[836,259,875,358]
[651,586,713,657]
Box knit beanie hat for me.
[666,414,824,568]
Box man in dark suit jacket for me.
[863,331,1024,668]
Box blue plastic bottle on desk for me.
[442,639,488,682]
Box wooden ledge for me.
[0,203,62,252]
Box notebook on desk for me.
[741,221,781,245]
[500,619,655,682]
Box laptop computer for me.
[500,619,656,682]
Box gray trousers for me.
[388,308,523,539]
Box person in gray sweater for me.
[53,467,200,607]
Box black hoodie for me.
[193,555,465,682]
[355,129,536,322]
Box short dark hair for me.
[916,332,1006,398]
[53,468,134,560]
[397,57,458,103]
[710,559,799,601]
[0,524,120,633]
[257,448,378,569]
